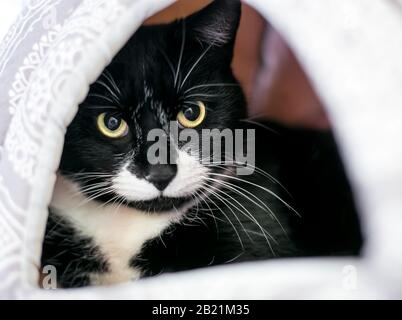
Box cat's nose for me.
[145,164,177,191]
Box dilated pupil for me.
[184,106,200,121]
[105,115,120,131]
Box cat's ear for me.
[186,0,242,48]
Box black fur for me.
[131,123,362,277]
[42,212,108,288]
[41,0,362,287]
[57,0,245,213]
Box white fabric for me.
[0,1,24,42]
[0,0,402,299]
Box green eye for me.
[97,113,128,139]
[177,101,206,128]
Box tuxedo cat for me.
[41,0,362,288]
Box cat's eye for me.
[177,101,206,128]
[97,112,128,139]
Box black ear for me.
[186,0,242,47]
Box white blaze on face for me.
[112,164,160,202]
[163,150,209,198]
[112,150,208,202]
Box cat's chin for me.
[126,196,193,213]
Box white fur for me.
[163,150,208,198]
[50,150,208,286]
[51,176,180,286]
[112,150,208,200]
[112,166,160,201]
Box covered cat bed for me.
[0,0,402,299]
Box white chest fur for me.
[50,176,182,286]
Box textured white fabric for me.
[0,0,402,299]
[0,1,24,42]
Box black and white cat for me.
[41,0,362,288]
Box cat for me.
[41,0,362,288]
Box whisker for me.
[204,185,254,243]
[94,80,121,103]
[180,93,223,101]
[209,172,300,217]
[206,183,278,250]
[180,42,214,90]
[87,93,115,104]
[175,19,187,89]
[239,119,279,135]
[205,177,289,238]
[159,48,176,81]
[194,189,223,235]
[84,105,120,111]
[102,69,122,96]
[183,83,240,95]
[74,187,116,208]
[224,252,244,264]
[197,187,245,250]
[206,177,273,217]
[73,183,111,196]
[205,161,293,198]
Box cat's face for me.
[59,0,246,213]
